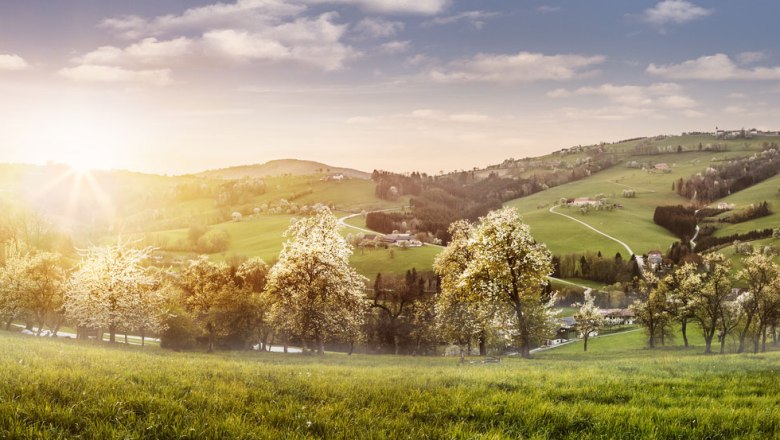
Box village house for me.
[654,163,671,173]
[717,202,735,210]
[569,197,603,207]
[383,233,414,243]
[647,251,663,270]
[599,309,636,326]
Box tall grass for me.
[2,331,779,438]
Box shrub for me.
[160,308,198,351]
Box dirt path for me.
[548,205,645,271]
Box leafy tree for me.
[632,274,672,348]
[439,208,555,358]
[0,249,33,330]
[177,256,242,352]
[25,252,67,336]
[64,244,157,343]
[574,291,604,352]
[736,252,779,353]
[685,255,730,354]
[266,208,368,355]
[434,220,485,359]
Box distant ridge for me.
[197,159,371,180]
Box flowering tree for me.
[25,252,67,336]
[266,208,368,355]
[434,220,486,358]
[686,254,730,354]
[665,262,700,347]
[64,244,157,343]
[437,208,556,358]
[632,273,672,348]
[0,250,33,330]
[574,291,604,352]
[736,252,779,353]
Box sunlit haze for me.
[1,0,779,174]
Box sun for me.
[62,149,108,174]
[31,102,141,172]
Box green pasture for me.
[1,329,778,439]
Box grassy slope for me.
[1,330,778,439]
[711,173,780,237]
[154,215,440,277]
[505,141,778,257]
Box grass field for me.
[505,146,779,258]
[710,173,780,237]
[151,215,440,277]
[1,330,778,439]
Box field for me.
[150,214,440,277]
[504,142,779,259]
[711,173,780,237]
[1,330,779,439]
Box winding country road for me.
[549,205,645,272]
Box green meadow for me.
[1,329,779,439]
[152,214,440,277]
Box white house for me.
[569,197,602,207]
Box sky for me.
[1,0,780,175]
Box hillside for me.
[197,159,371,180]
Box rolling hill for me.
[197,159,371,180]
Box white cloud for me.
[101,0,304,38]
[424,11,498,29]
[0,54,29,71]
[74,12,357,76]
[58,65,173,86]
[380,40,410,54]
[349,109,493,125]
[353,18,404,39]
[405,53,436,66]
[549,82,700,121]
[647,53,780,80]
[306,0,450,15]
[641,0,711,26]
[429,51,605,84]
[548,82,696,109]
[202,13,357,70]
[76,37,194,66]
[724,105,747,114]
[728,92,746,99]
[737,51,767,65]
[537,5,561,14]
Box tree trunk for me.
[348,341,355,356]
[737,314,754,353]
[317,338,325,356]
[681,318,689,348]
[283,333,288,354]
[761,326,767,353]
[109,325,116,343]
[583,335,588,352]
[479,330,487,356]
[124,333,128,344]
[207,324,215,353]
[141,329,145,348]
[393,334,400,355]
[52,316,62,337]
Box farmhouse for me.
[647,251,663,269]
[717,202,735,210]
[324,173,346,181]
[383,233,414,243]
[599,309,636,326]
[569,197,602,207]
[654,163,671,172]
